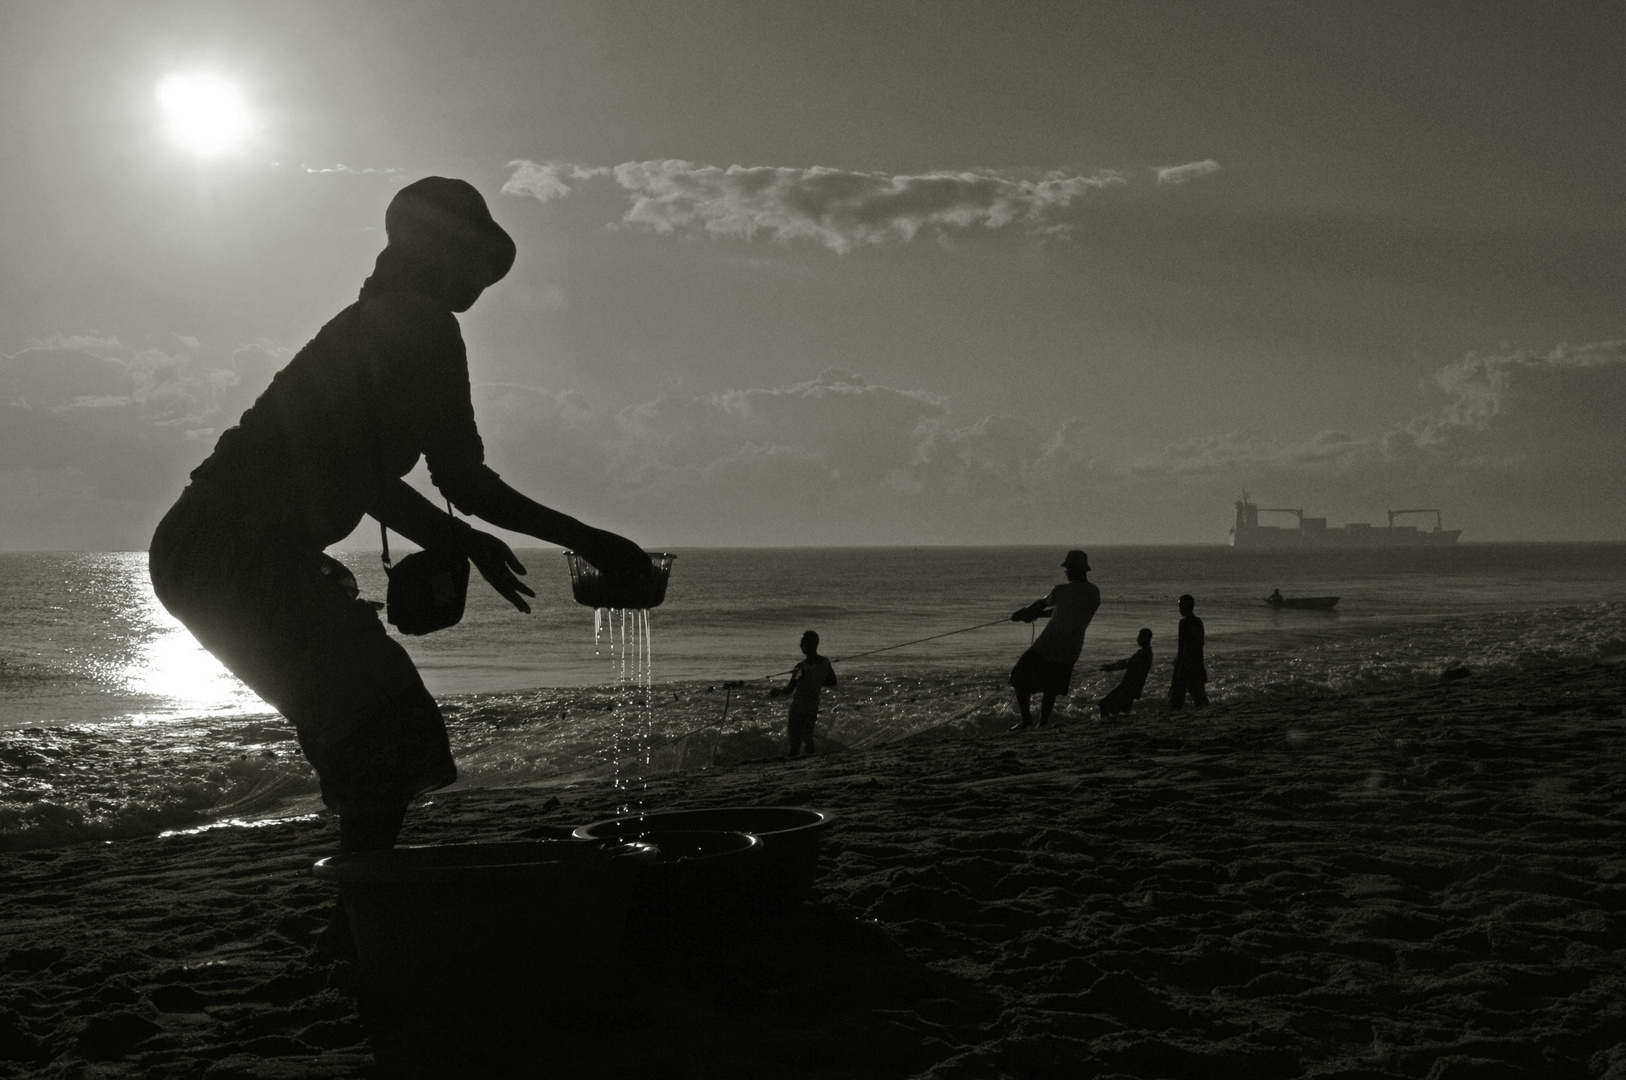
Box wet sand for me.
[3,660,1624,1079]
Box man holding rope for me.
[1008,550,1101,731]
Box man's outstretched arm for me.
[433,461,650,580]
[369,476,537,612]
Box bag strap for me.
[379,499,458,569]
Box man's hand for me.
[1011,601,1045,623]
[578,528,652,581]
[466,529,536,613]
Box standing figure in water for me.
[1168,594,1209,709]
[148,177,651,871]
[1098,628,1153,717]
[1008,550,1101,730]
[770,630,838,756]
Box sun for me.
[156,73,252,157]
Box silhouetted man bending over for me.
[149,178,651,956]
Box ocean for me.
[3,544,1624,851]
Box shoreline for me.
[5,653,1626,856]
[3,660,1625,1078]
[5,652,1624,856]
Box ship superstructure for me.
[1232,494,1461,548]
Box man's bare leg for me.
[1010,691,1034,731]
[316,805,408,958]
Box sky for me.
[1,0,1623,550]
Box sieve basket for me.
[563,551,676,610]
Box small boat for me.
[1265,594,1339,610]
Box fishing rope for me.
[650,613,1020,751]
[858,687,1010,747]
[755,615,1016,681]
[488,611,1035,789]
[852,621,1036,746]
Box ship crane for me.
[1232,492,1461,546]
[1388,508,1443,531]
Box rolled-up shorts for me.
[1009,648,1074,696]
[148,483,456,815]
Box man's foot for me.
[1009,720,1032,732]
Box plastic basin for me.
[573,807,834,915]
[311,839,655,1013]
[605,829,760,938]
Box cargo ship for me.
[1231,494,1461,548]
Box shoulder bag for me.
[380,512,469,635]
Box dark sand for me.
[3,661,1625,1079]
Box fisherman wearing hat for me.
[150,177,651,888]
[1007,549,1102,730]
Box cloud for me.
[503,158,1128,251]
[475,369,953,512]
[0,338,284,547]
[1070,341,1626,539]
[614,161,1126,252]
[298,164,405,176]
[1112,342,1626,492]
[618,369,950,483]
[469,340,1626,543]
[501,160,612,203]
[1155,159,1222,185]
[1419,339,1626,436]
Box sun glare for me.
[157,73,252,157]
[129,606,261,718]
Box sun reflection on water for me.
[125,613,260,720]
[69,553,265,723]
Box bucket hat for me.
[1061,550,1091,571]
[385,176,516,288]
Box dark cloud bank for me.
[2,338,1620,549]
